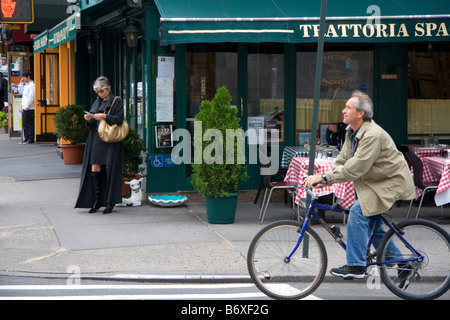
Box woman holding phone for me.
[75,76,125,214]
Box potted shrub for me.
[191,86,248,224]
[0,111,8,133]
[122,127,147,195]
[53,105,89,164]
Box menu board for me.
[156,78,173,122]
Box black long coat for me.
[75,94,124,208]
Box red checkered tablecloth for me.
[411,147,441,180]
[422,157,450,206]
[284,157,356,208]
[411,147,441,158]
[411,147,448,198]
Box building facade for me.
[33,0,450,193]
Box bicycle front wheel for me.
[377,219,450,300]
[247,220,327,300]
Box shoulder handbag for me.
[98,96,129,143]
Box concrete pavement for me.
[0,130,449,283]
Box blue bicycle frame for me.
[286,198,425,267]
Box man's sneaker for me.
[330,265,366,279]
[397,263,414,289]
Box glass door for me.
[184,43,239,180]
[246,44,285,187]
[7,52,32,138]
[38,52,60,143]
[247,44,284,123]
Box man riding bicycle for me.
[303,91,415,280]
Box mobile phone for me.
[84,111,92,115]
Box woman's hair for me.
[351,90,373,120]
[93,76,110,91]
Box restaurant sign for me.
[33,30,48,54]
[48,15,77,49]
[296,19,450,42]
[162,18,450,44]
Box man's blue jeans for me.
[346,200,402,266]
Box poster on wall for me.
[156,77,173,122]
[247,116,264,145]
[157,56,175,79]
[12,96,22,131]
[155,125,173,148]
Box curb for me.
[83,274,252,283]
[82,273,356,284]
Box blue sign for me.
[151,155,175,168]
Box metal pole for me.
[302,0,328,259]
[306,0,327,210]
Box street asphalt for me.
[0,130,449,285]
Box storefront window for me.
[296,45,373,145]
[408,42,450,139]
[247,44,284,142]
[186,44,238,118]
[185,43,238,175]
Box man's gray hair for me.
[351,90,373,120]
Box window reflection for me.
[408,42,450,138]
[296,46,373,145]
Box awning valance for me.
[33,30,48,54]
[155,0,450,44]
[33,12,79,53]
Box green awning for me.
[48,14,78,49]
[155,0,450,44]
[34,13,79,52]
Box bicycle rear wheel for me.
[377,219,450,300]
[247,220,327,300]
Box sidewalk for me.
[0,130,448,282]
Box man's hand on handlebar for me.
[303,175,326,189]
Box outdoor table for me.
[422,156,450,206]
[284,157,355,209]
[410,146,442,158]
[409,146,449,198]
[280,146,307,169]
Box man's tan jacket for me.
[324,120,415,216]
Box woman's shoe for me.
[103,203,114,214]
[89,200,101,213]
[89,172,101,213]
[89,202,100,213]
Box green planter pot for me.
[205,192,239,224]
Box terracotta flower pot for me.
[61,143,85,165]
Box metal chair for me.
[406,149,443,220]
[253,168,287,204]
[257,152,298,224]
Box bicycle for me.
[247,184,450,300]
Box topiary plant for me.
[53,105,89,144]
[123,127,147,177]
[191,86,248,197]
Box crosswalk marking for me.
[0,283,321,300]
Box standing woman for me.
[75,76,124,214]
